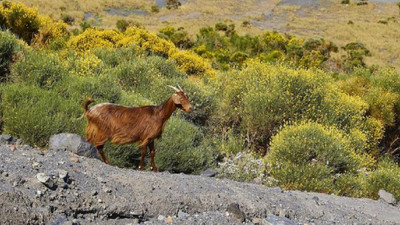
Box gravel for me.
[0,141,400,224]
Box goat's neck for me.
[157,97,177,121]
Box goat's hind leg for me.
[148,141,158,172]
[96,144,110,165]
[138,144,147,171]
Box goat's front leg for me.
[96,145,110,165]
[148,141,158,172]
[139,144,147,171]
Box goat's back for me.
[85,103,160,145]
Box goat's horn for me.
[177,84,183,91]
[167,85,180,92]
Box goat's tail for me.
[73,97,94,122]
[83,97,94,113]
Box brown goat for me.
[83,85,192,172]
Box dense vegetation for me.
[1,2,400,201]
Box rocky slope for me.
[0,136,400,225]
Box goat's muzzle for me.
[184,105,193,113]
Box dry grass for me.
[6,0,400,69]
[273,2,400,69]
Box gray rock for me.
[177,210,189,218]
[36,173,50,183]
[49,133,100,159]
[103,187,112,194]
[226,203,245,223]
[157,215,166,221]
[378,189,396,204]
[56,169,71,184]
[200,168,218,177]
[0,135,13,144]
[57,169,69,180]
[36,173,57,190]
[32,162,40,170]
[264,215,298,225]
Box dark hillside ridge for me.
[0,140,399,224]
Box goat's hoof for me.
[151,167,158,172]
[105,160,111,165]
[139,166,145,171]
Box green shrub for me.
[11,50,67,89]
[0,30,23,81]
[166,0,181,9]
[61,14,74,25]
[155,117,214,173]
[242,20,251,27]
[341,0,350,4]
[1,84,83,147]
[213,62,379,153]
[178,79,217,126]
[357,0,368,5]
[259,31,287,52]
[112,59,170,93]
[67,52,104,77]
[151,5,159,13]
[116,19,129,32]
[336,68,400,156]
[104,143,141,168]
[363,158,400,200]
[217,152,275,184]
[215,23,228,31]
[53,74,121,104]
[342,42,371,71]
[45,37,68,51]
[93,47,138,68]
[80,21,92,31]
[333,173,365,198]
[267,122,374,193]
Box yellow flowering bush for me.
[259,31,287,51]
[117,27,175,56]
[363,158,400,200]
[0,2,67,45]
[337,68,400,155]
[213,61,382,154]
[69,52,103,77]
[267,121,375,193]
[35,15,68,45]
[68,26,215,76]
[170,50,214,76]
[0,2,41,43]
[67,28,123,52]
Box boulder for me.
[226,203,245,223]
[378,189,396,205]
[200,168,218,177]
[0,135,13,144]
[49,133,100,159]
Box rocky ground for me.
[1,134,400,225]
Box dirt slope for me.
[0,143,399,224]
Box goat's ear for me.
[172,94,181,104]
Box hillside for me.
[6,0,400,69]
[2,0,400,217]
[1,139,400,225]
